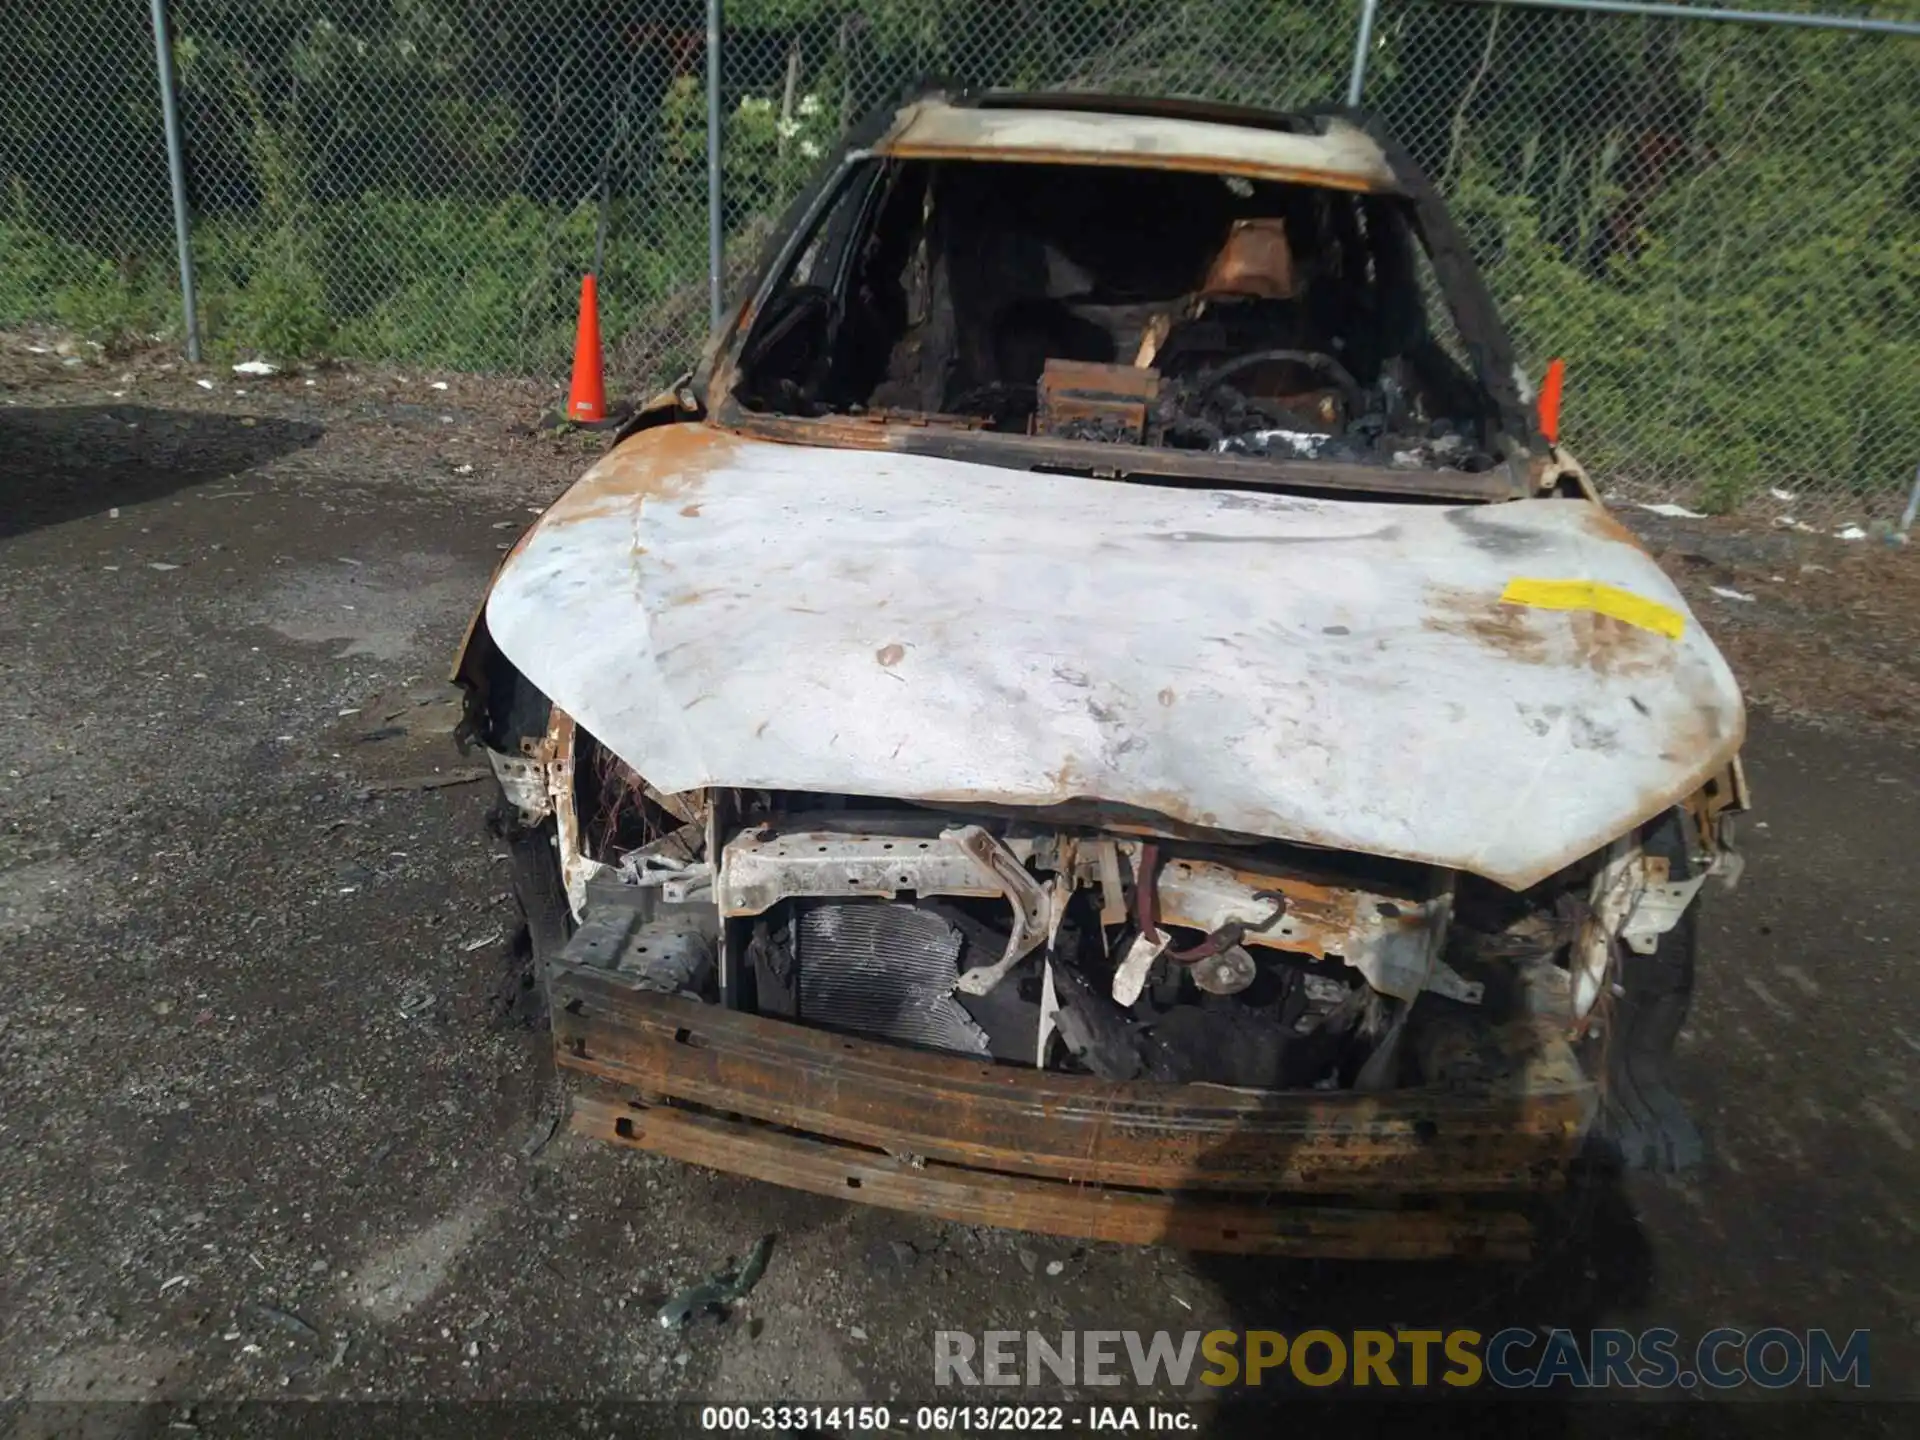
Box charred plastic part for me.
[656,1234,774,1329]
[1048,952,1154,1080]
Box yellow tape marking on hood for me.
[1499,578,1685,640]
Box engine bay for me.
[529,730,1728,1099]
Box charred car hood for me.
[484,425,1743,890]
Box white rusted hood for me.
[485,426,1743,889]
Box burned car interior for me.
[734,157,1500,475]
[457,94,1747,1259]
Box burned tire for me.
[476,656,572,1027]
[484,806,570,1029]
[1593,808,1704,1172]
[507,819,572,968]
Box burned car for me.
[454,93,1747,1260]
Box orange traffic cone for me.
[1537,356,1566,444]
[567,274,606,423]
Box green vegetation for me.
[1373,6,1920,509]
[1,0,1913,507]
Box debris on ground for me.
[353,768,488,798]
[1617,504,1920,734]
[656,1235,776,1330]
[517,1105,562,1163]
[865,1238,921,1275]
[242,1302,322,1344]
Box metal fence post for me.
[706,0,724,331]
[148,0,201,363]
[1347,0,1381,106]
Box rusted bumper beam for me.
[573,1093,1534,1260]
[553,962,1592,1187]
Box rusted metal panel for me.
[1684,758,1750,852]
[539,709,606,916]
[573,1094,1534,1261]
[1152,854,1477,1003]
[873,103,1403,196]
[485,748,549,827]
[1035,360,1160,444]
[726,408,1520,502]
[717,826,1024,915]
[484,424,1744,890]
[550,966,1593,1194]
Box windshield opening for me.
[731,158,1508,476]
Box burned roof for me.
[871,94,1402,194]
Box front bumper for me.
[552,963,1597,1260]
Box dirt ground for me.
[2,336,1917,1431]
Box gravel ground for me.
[2,338,1916,1431]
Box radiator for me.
[796,902,990,1057]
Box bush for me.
[0,220,177,349]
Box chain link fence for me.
[163,0,717,383]
[1,1,1914,520]
[0,2,180,342]
[1365,0,1920,523]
